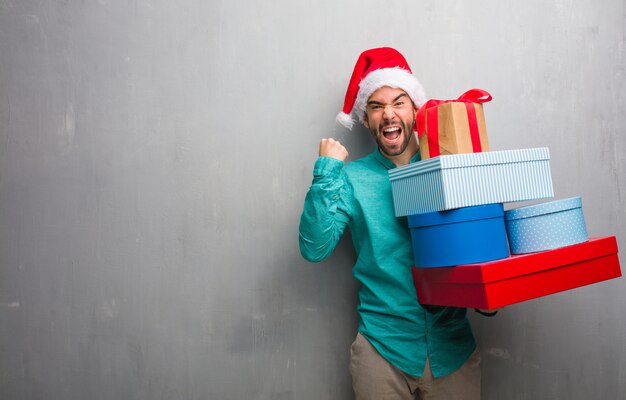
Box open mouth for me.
[382,126,401,141]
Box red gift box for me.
[412,236,621,309]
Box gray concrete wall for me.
[0,1,624,399]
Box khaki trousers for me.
[349,333,481,400]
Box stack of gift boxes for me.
[389,89,622,310]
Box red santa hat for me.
[336,47,427,130]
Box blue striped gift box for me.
[388,148,555,216]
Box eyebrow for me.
[367,93,408,106]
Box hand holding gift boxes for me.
[388,89,621,308]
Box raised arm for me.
[298,139,352,262]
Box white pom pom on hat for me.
[335,111,355,130]
[336,47,427,130]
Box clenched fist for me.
[319,138,349,162]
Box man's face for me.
[363,86,417,158]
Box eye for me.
[394,101,405,107]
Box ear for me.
[363,113,370,129]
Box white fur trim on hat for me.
[353,67,427,123]
[336,111,355,130]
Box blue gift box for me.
[504,197,589,255]
[408,203,510,268]
[389,148,554,217]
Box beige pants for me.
[349,333,481,400]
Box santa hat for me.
[336,47,427,130]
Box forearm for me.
[299,157,350,262]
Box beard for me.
[372,118,416,157]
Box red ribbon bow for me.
[415,89,492,158]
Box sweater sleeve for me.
[298,156,352,263]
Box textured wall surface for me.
[1,1,625,399]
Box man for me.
[299,47,492,399]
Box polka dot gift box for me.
[504,197,589,255]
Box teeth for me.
[383,127,400,132]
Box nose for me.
[382,105,395,120]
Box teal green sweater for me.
[299,149,476,378]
